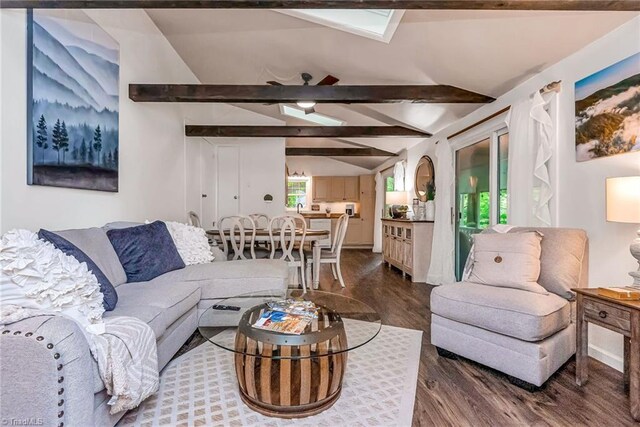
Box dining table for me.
[206,228,331,288]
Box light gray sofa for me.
[430,227,588,389]
[0,224,288,427]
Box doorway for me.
[454,129,509,279]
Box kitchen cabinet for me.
[359,175,375,245]
[344,177,359,201]
[313,177,331,202]
[344,218,363,245]
[382,219,434,283]
[312,176,359,202]
[330,177,345,201]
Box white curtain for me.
[393,161,405,191]
[506,91,554,226]
[373,172,384,253]
[427,139,456,285]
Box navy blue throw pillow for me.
[38,229,118,311]
[106,221,185,283]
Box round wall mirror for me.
[414,156,435,202]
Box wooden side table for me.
[574,288,640,421]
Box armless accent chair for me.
[430,227,589,390]
[306,213,349,288]
[218,216,257,260]
[268,214,307,292]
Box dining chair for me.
[268,214,307,292]
[306,213,349,288]
[187,211,201,228]
[248,213,270,229]
[218,215,257,260]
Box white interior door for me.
[200,141,217,229]
[217,145,240,221]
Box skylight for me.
[276,9,405,43]
[280,105,345,126]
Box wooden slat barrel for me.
[234,305,348,418]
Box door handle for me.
[202,194,207,198]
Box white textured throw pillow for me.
[0,229,105,330]
[163,221,214,265]
[468,232,547,294]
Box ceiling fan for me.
[267,72,339,114]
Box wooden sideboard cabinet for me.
[382,219,434,283]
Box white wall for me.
[404,16,640,371]
[286,156,372,176]
[0,9,282,232]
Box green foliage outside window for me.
[385,176,395,192]
[286,179,308,208]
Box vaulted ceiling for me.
[147,9,637,169]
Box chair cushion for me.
[468,232,547,295]
[109,280,201,338]
[431,282,570,342]
[506,227,588,299]
[52,227,127,287]
[39,229,118,311]
[107,221,185,282]
[159,260,288,300]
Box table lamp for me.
[606,176,640,286]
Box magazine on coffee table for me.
[253,310,311,334]
[266,299,319,319]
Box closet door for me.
[217,146,240,220]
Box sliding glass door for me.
[454,129,509,279]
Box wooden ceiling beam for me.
[185,125,432,138]
[286,147,398,157]
[130,84,494,104]
[2,0,638,10]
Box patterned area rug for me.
[118,322,422,427]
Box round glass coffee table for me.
[198,289,381,419]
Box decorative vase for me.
[425,200,435,221]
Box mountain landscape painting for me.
[575,52,640,162]
[28,10,119,191]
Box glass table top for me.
[198,289,381,359]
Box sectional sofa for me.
[0,223,289,427]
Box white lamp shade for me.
[386,191,407,205]
[606,176,640,223]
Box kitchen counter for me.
[300,212,360,219]
[382,218,434,223]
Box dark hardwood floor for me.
[179,249,635,426]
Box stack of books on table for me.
[252,300,319,335]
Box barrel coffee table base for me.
[234,310,349,419]
[239,385,342,419]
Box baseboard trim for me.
[588,343,623,372]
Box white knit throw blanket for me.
[92,316,159,414]
[0,307,159,414]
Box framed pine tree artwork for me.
[27,10,119,192]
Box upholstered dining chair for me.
[306,213,349,288]
[218,215,257,260]
[268,214,307,292]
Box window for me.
[286,177,310,209]
[275,9,404,43]
[497,133,509,224]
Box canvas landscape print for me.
[28,11,119,191]
[575,52,640,162]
